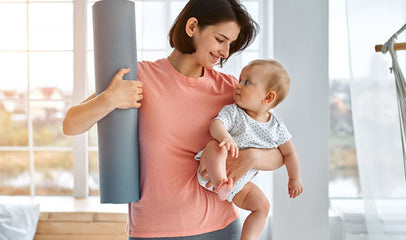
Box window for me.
[329,1,406,238]
[329,0,360,198]
[0,0,74,196]
[1,0,265,197]
[329,0,406,199]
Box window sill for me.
[330,198,406,216]
[0,196,127,213]
[329,198,406,238]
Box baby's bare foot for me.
[217,178,233,201]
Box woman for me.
[63,0,284,239]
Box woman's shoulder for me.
[205,68,238,87]
[137,58,169,81]
[138,58,166,71]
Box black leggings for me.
[128,218,242,240]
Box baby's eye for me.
[244,80,251,85]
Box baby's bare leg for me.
[200,140,233,200]
[233,182,270,240]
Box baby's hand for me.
[288,178,303,198]
[218,137,239,158]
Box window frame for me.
[0,0,75,196]
[73,0,88,198]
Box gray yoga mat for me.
[93,0,140,204]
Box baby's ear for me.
[263,90,276,104]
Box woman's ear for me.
[185,17,198,37]
[263,90,276,104]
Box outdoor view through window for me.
[0,2,76,196]
[329,0,360,198]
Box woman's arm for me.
[226,148,284,183]
[63,92,113,135]
[202,148,284,188]
[63,68,143,135]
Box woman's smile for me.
[210,52,220,63]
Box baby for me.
[195,59,303,240]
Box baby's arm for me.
[278,140,303,198]
[210,119,238,158]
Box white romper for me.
[195,103,292,202]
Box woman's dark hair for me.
[169,0,259,66]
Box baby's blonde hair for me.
[247,59,290,107]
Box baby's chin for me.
[234,101,260,114]
[233,100,246,110]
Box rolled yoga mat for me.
[93,0,140,204]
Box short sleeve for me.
[214,104,238,132]
[272,112,292,146]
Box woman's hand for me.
[225,148,256,183]
[203,148,284,188]
[104,68,143,109]
[226,148,284,182]
[63,68,143,136]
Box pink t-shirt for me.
[126,58,239,238]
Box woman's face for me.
[192,21,240,69]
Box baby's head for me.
[235,59,290,111]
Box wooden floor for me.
[34,212,128,240]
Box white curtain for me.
[346,0,406,238]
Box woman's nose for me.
[219,43,230,58]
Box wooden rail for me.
[375,42,406,52]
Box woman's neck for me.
[168,50,204,78]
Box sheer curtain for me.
[346,0,406,238]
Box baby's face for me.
[234,64,269,112]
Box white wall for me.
[272,0,330,239]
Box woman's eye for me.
[216,38,224,43]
